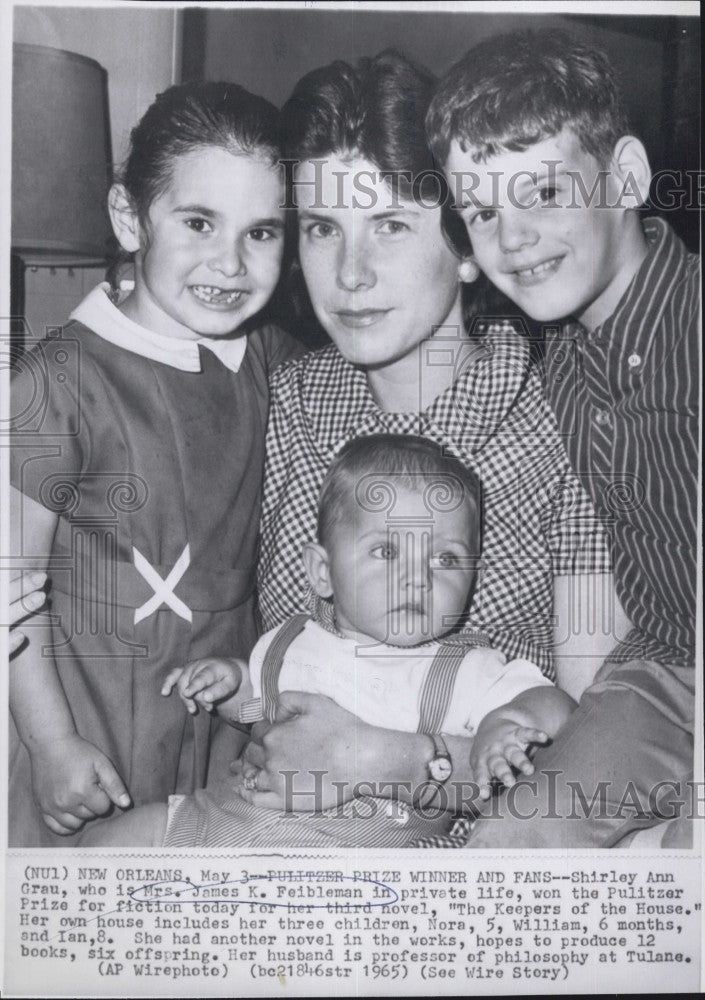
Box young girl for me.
[9,81,299,846]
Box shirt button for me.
[594,408,611,427]
[627,353,641,368]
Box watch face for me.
[430,757,452,782]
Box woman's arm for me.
[233,691,480,814]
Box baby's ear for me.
[610,136,652,210]
[108,184,142,253]
[302,542,334,599]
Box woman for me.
[238,51,625,826]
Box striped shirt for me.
[258,327,611,679]
[544,218,700,667]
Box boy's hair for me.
[121,81,280,226]
[427,29,630,166]
[317,434,482,550]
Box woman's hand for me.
[7,571,47,655]
[232,691,372,812]
[231,691,482,814]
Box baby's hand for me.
[470,718,549,801]
[161,658,242,716]
[30,734,131,836]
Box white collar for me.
[69,283,248,373]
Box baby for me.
[82,434,574,848]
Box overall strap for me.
[416,644,469,734]
[260,613,310,722]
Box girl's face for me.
[123,146,285,340]
[296,155,465,371]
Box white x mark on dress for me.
[132,544,192,624]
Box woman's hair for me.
[278,49,523,341]
[120,81,281,225]
[281,49,451,212]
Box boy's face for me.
[445,128,639,329]
[322,483,478,648]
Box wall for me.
[13,6,182,339]
[196,8,666,154]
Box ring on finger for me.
[243,771,259,792]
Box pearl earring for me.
[459,259,480,283]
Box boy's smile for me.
[445,128,648,330]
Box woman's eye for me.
[248,227,278,242]
[185,217,212,234]
[431,552,460,569]
[305,222,336,239]
[377,219,409,235]
[370,543,397,561]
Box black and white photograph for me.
[1,1,701,995]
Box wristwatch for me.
[418,734,453,809]
[427,733,453,784]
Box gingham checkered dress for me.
[259,328,611,681]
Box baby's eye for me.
[185,217,213,234]
[430,551,461,570]
[377,219,409,236]
[369,543,397,561]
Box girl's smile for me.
[190,285,249,307]
[117,146,285,340]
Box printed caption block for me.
[4,851,701,996]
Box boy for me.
[81,434,574,847]
[426,29,699,847]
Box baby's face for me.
[327,483,478,647]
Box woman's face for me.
[295,155,465,371]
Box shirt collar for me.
[590,217,688,360]
[313,323,528,458]
[70,282,248,373]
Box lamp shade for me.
[12,43,112,266]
